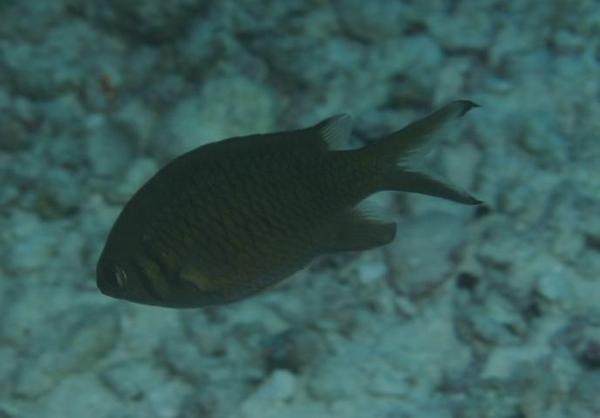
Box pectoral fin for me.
[180,262,224,292]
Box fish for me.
[96,100,481,308]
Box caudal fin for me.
[370,100,482,205]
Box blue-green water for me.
[1,1,599,417]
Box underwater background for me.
[1,0,600,417]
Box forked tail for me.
[369,100,482,205]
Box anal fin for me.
[324,210,396,253]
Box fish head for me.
[96,251,158,306]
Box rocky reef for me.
[1,1,599,417]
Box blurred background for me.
[1,1,599,417]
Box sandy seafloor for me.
[1,1,600,417]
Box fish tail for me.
[368,100,482,205]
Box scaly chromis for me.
[96,100,481,308]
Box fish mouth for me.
[95,254,120,298]
[96,279,115,297]
[96,271,115,297]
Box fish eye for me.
[115,265,128,288]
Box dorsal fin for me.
[195,113,354,156]
[311,113,354,150]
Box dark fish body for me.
[97,101,481,308]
